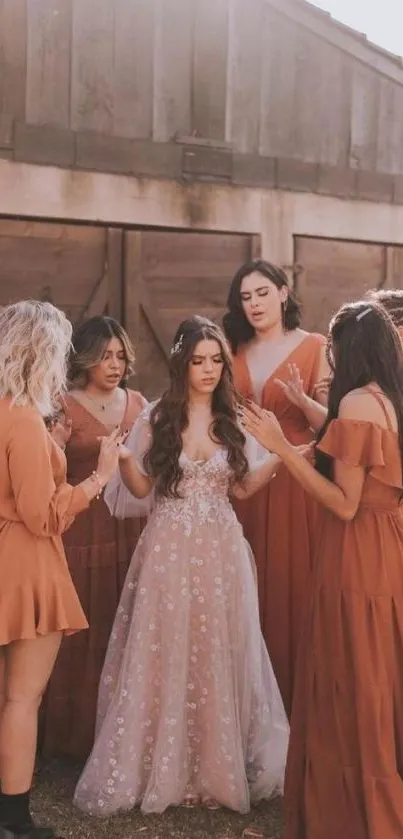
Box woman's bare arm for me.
[240,391,388,521]
[118,450,154,498]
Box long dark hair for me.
[315,300,403,479]
[69,315,135,388]
[144,315,248,497]
[223,259,302,353]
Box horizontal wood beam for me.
[1,122,403,204]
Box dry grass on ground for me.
[32,760,284,839]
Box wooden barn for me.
[1,0,403,396]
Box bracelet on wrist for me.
[91,470,105,500]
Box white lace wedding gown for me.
[74,405,289,815]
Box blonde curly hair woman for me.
[0,301,126,839]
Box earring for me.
[281,301,286,329]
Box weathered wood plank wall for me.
[1,0,403,182]
[26,0,71,128]
[0,0,27,120]
[295,236,403,334]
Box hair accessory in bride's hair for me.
[356,307,372,322]
[171,333,184,356]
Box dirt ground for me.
[32,760,284,839]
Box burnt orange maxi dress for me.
[284,392,403,839]
[42,389,146,761]
[232,333,325,716]
[0,399,88,646]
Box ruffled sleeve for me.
[243,429,273,472]
[317,419,402,488]
[104,402,155,519]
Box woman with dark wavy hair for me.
[241,300,403,839]
[223,259,328,717]
[74,315,289,815]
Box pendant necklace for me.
[83,391,117,412]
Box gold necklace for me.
[83,390,117,412]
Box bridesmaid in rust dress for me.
[0,302,126,839]
[42,316,146,761]
[241,300,403,839]
[223,260,328,716]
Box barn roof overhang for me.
[267,0,403,85]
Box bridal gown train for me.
[74,406,289,815]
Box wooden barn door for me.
[124,230,257,398]
[0,220,123,323]
[294,236,403,335]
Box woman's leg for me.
[0,648,5,719]
[0,633,62,834]
[0,634,62,793]
[0,647,5,789]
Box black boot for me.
[0,792,62,839]
[0,792,33,834]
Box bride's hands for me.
[118,443,132,462]
[96,428,129,483]
[240,402,288,456]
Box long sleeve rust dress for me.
[41,389,146,761]
[0,398,88,645]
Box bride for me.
[74,315,288,816]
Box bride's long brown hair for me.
[144,316,248,498]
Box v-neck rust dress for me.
[232,333,325,716]
[41,389,146,761]
[284,402,403,839]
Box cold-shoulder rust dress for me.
[232,333,325,716]
[0,399,88,644]
[284,409,403,839]
[42,389,146,761]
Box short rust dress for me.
[0,399,88,644]
[42,389,146,761]
[284,403,403,839]
[232,333,325,716]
